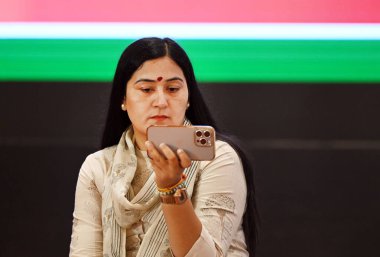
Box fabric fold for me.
[102,119,200,257]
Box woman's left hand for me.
[145,141,191,189]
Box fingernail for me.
[145,141,151,148]
[159,143,165,148]
[177,149,183,154]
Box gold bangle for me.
[159,181,186,196]
[157,173,187,193]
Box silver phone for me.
[147,125,216,160]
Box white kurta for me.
[70,140,248,257]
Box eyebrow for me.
[134,77,184,84]
[166,77,184,82]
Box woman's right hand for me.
[145,141,191,189]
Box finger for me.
[159,143,179,165]
[145,141,164,162]
[177,148,192,168]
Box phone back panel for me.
[147,126,215,160]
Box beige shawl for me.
[102,121,199,257]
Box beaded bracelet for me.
[159,181,187,196]
[157,173,187,193]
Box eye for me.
[140,87,153,93]
[167,86,180,93]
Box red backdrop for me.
[0,0,379,22]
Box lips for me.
[150,115,169,121]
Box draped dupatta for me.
[102,120,200,257]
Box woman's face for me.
[123,56,189,143]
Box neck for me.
[133,129,147,151]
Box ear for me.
[121,97,127,111]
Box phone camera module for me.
[196,130,203,137]
[195,128,212,147]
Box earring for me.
[121,104,127,111]
[186,103,190,109]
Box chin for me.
[154,120,170,125]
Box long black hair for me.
[101,37,258,255]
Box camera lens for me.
[196,130,203,137]
[204,131,211,137]
[200,138,207,145]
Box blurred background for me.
[1,1,380,256]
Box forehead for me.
[131,56,185,80]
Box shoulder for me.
[83,145,117,170]
[215,140,239,157]
[199,140,243,172]
[195,140,247,197]
[213,140,241,164]
[79,145,117,189]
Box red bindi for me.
[157,76,163,81]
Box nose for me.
[154,89,168,108]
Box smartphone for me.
[147,125,216,160]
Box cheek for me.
[125,98,142,118]
[173,97,189,116]
[127,102,146,119]
[178,89,189,106]
[125,93,147,110]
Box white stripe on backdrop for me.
[1,22,380,39]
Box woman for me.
[70,37,257,257]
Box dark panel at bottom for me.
[253,149,380,257]
[1,82,379,257]
[0,146,93,257]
